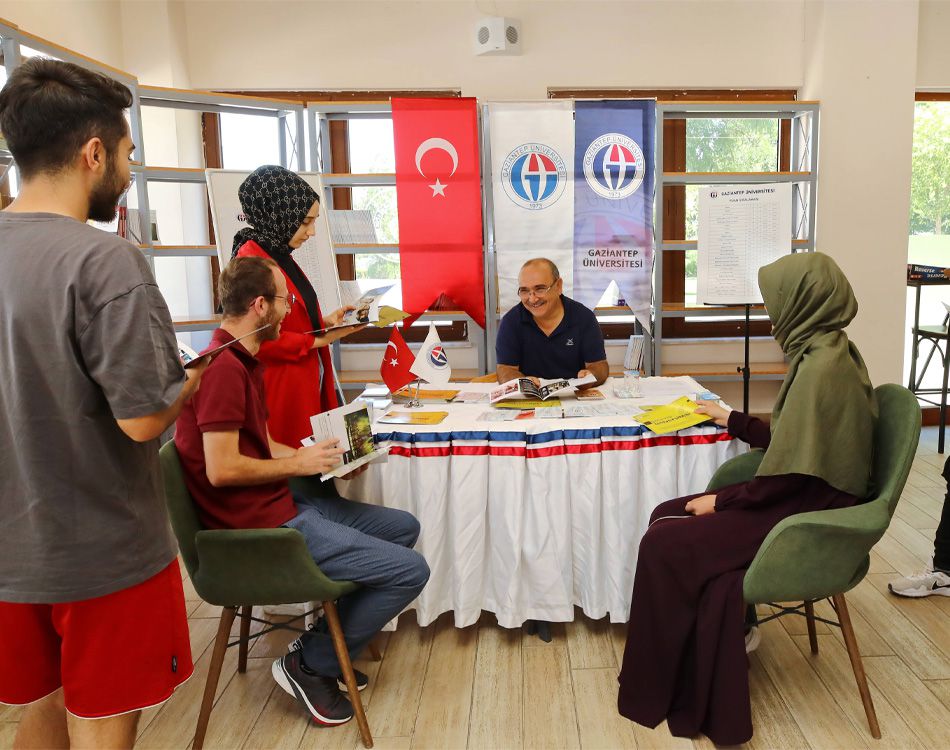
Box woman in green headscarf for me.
[617,252,877,745]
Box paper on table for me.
[633,397,712,435]
[377,411,449,425]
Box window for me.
[549,89,797,338]
[205,90,467,343]
[906,93,950,391]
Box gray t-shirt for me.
[0,212,185,603]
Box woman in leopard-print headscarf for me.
[232,165,362,446]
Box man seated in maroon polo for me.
[174,256,429,728]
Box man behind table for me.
[495,257,608,387]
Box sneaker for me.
[745,625,761,654]
[287,629,368,692]
[888,566,950,598]
[336,669,368,693]
[271,652,353,725]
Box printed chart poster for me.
[697,183,792,305]
[489,101,575,312]
[573,100,655,329]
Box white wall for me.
[2,1,125,72]
[181,0,805,96]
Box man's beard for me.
[257,307,282,342]
[88,154,130,222]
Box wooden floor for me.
[2,428,949,750]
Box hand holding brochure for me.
[489,374,596,404]
[310,284,407,333]
[633,397,712,435]
[307,401,388,481]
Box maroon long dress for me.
[617,411,860,745]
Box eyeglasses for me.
[264,293,296,308]
[516,282,558,299]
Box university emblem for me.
[501,143,567,210]
[583,133,646,200]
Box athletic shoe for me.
[272,652,353,725]
[888,566,950,598]
[288,629,368,692]
[745,625,761,654]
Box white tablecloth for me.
[337,377,744,628]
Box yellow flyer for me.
[393,388,460,401]
[377,410,449,425]
[493,399,562,410]
[634,397,712,435]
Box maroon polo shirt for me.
[174,328,298,530]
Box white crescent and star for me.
[386,340,399,366]
[414,138,458,198]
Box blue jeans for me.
[283,490,429,676]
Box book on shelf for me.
[328,209,379,244]
[489,374,596,404]
[306,401,388,481]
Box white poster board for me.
[696,183,792,305]
[205,169,342,312]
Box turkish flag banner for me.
[392,97,485,329]
[380,326,416,393]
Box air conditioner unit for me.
[474,17,522,56]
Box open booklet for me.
[304,401,389,481]
[177,325,271,370]
[489,374,596,404]
[309,284,408,333]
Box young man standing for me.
[174,256,429,726]
[0,59,205,747]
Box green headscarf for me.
[754,252,877,497]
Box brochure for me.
[393,388,460,403]
[633,397,712,435]
[452,391,490,404]
[307,401,388,481]
[376,410,449,425]
[493,399,562,410]
[310,284,408,333]
[178,325,271,370]
[489,374,596,404]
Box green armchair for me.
[706,384,921,740]
[160,441,375,749]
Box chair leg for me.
[368,641,382,661]
[833,593,881,739]
[323,600,373,749]
[804,600,819,654]
[238,605,252,673]
[193,606,237,750]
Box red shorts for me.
[0,559,194,719]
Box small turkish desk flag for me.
[380,327,416,393]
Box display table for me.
[337,376,744,628]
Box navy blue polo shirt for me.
[496,295,607,379]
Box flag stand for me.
[405,378,423,408]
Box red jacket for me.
[235,240,339,446]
